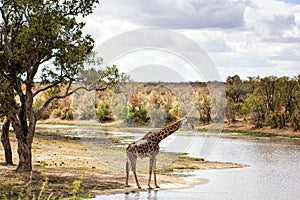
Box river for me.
[92,131,300,200]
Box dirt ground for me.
[222,119,300,137]
[0,124,246,199]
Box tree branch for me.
[0,6,13,56]
[35,82,110,120]
[33,81,61,97]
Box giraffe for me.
[125,118,186,189]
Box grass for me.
[0,167,92,200]
[107,136,134,145]
[223,130,278,138]
[157,156,205,174]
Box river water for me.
[92,132,300,200]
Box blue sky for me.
[83,0,300,81]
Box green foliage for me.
[118,94,150,125]
[269,113,278,129]
[0,77,18,118]
[72,173,85,200]
[135,105,149,123]
[226,75,246,121]
[241,93,265,125]
[96,102,112,122]
[127,109,135,119]
[292,115,300,131]
[0,0,115,171]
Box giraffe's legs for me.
[125,160,130,187]
[133,172,141,189]
[153,159,159,188]
[131,155,141,189]
[148,159,153,189]
[125,155,141,189]
[148,157,159,189]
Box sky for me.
[81,0,300,82]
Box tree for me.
[0,0,126,171]
[277,77,297,121]
[0,75,16,165]
[241,93,266,127]
[259,76,278,121]
[226,75,245,122]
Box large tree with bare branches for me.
[0,0,125,171]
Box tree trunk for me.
[16,137,32,172]
[1,119,13,165]
[12,117,34,172]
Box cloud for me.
[95,0,247,29]
[83,0,300,81]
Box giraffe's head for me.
[176,117,187,127]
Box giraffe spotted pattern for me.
[125,118,185,189]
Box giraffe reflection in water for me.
[124,190,158,200]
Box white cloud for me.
[83,0,300,81]
[95,0,247,29]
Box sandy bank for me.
[0,126,246,199]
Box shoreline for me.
[222,120,300,138]
[6,118,299,198]
[0,125,247,199]
[36,119,300,138]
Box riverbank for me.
[194,119,300,138]
[222,119,300,138]
[0,126,246,199]
[37,118,300,138]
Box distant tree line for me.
[27,75,300,131]
[226,75,300,130]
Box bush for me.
[127,109,135,119]
[96,102,112,122]
[51,108,62,118]
[62,108,74,120]
[269,113,278,129]
[164,103,178,122]
[292,115,300,131]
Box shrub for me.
[269,113,278,129]
[51,108,62,118]
[134,105,149,124]
[96,102,112,122]
[62,108,74,120]
[292,115,300,131]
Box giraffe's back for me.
[127,139,159,158]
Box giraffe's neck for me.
[156,118,184,143]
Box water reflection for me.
[124,190,158,200]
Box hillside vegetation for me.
[34,75,300,132]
